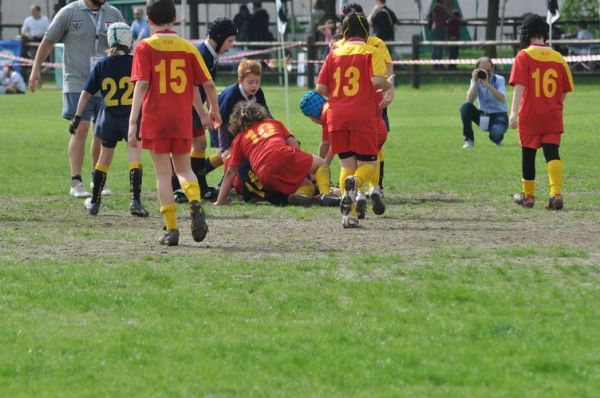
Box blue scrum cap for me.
[299,90,326,119]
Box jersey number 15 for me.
[155,59,187,94]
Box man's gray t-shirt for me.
[45,0,124,93]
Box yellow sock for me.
[354,163,376,193]
[339,168,355,195]
[315,164,331,195]
[209,153,223,168]
[128,161,141,171]
[95,163,109,173]
[369,152,383,189]
[294,181,315,197]
[181,180,201,202]
[522,179,536,198]
[547,160,563,197]
[160,203,177,230]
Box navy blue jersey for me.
[197,41,218,103]
[84,54,133,117]
[217,83,269,150]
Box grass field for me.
[1,81,600,397]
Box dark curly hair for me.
[520,13,549,48]
[228,102,270,136]
[340,3,363,17]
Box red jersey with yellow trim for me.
[509,44,574,134]
[317,39,387,133]
[131,30,212,140]
[229,119,293,171]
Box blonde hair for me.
[228,102,270,136]
[237,59,262,81]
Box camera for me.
[476,69,487,80]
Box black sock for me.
[72,174,82,182]
[378,161,385,190]
[172,173,181,191]
[191,157,209,196]
[130,167,142,202]
[92,169,106,203]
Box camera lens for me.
[477,70,487,79]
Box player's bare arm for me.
[214,165,238,205]
[128,80,149,147]
[193,87,211,128]
[201,80,222,128]
[510,84,525,129]
[28,38,54,92]
[372,76,392,91]
[315,84,328,97]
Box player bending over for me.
[316,12,392,228]
[128,0,221,246]
[509,13,573,210]
[214,102,337,207]
[70,22,148,217]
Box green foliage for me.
[562,0,599,20]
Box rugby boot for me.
[288,193,313,207]
[84,197,100,216]
[130,199,149,217]
[545,194,564,211]
[202,186,219,203]
[369,187,386,216]
[318,193,340,207]
[159,228,180,246]
[173,189,188,204]
[513,192,535,208]
[341,176,357,216]
[356,191,367,219]
[189,200,208,242]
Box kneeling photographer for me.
[460,57,508,148]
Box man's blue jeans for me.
[460,102,508,144]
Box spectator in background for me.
[569,21,594,55]
[446,9,463,70]
[130,7,150,41]
[368,0,398,42]
[429,0,458,70]
[249,2,275,42]
[21,4,49,79]
[233,5,251,42]
[1,65,27,94]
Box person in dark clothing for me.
[368,0,398,42]
[249,2,275,42]
[233,5,251,42]
[447,9,463,70]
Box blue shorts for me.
[94,107,129,149]
[62,92,102,122]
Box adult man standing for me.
[28,0,124,198]
[368,0,398,42]
[130,7,150,41]
[429,0,459,69]
[459,57,508,148]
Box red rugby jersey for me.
[229,119,293,171]
[509,44,574,134]
[131,30,212,140]
[317,40,387,134]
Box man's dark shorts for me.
[62,93,102,122]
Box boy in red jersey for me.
[509,13,574,210]
[214,102,337,207]
[128,0,221,246]
[316,12,391,228]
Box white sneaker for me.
[342,215,360,229]
[90,182,112,196]
[70,181,91,198]
[462,140,474,149]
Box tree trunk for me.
[485,0,500,58]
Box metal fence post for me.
[411,34,420,89]
[307,36,316,89]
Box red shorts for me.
[377,119,388,149]
[256,147,313,196]
[519,132,562,149]
[192,127,206,138]
[330,129,378,156]
[142,138,192,154]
